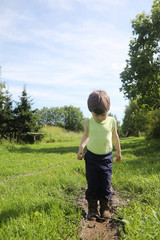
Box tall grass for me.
[40,126,82,143]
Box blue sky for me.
[0,0,153,122]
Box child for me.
[77,90,121,220]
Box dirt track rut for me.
[78,187,125,240]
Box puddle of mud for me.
[78,187,126,240]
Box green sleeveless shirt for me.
[87,116,115,155]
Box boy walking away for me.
[77,90,121,220]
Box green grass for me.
[0,127,85,240]
[39,126,82,143]
[112,137,160,240]
[0,127,160,239]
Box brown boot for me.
[87,200,99,220]
[100,200,111,219]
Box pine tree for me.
[14,87,40,143]
[0,81,6,138]
[2,89,14,140]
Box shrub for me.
[145,109,160,139]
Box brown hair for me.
[87,90,110,114]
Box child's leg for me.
[98,153,113,200]
[84,151,100,218]
[98,154,113,218]
[87,200,99,220]
[100,199,111,218]
[85,161,99,218]
[85,151,100,201]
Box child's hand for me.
[77,150,84,160]
[116,155,122,162]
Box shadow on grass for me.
[0,197,80,227]
[120,137,146,150]
[120,137,160,176]
[0,200,53,226]
[125,157,160,176]
[7,146,79,154]
[121,137,160,155]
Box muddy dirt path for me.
[78,187,125,240]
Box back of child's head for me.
[87,90,110,114]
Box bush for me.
[145,109,160,139]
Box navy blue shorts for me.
[84,150,113,201]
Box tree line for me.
[0,83,40,143]
[0,82,84,143]
[36,106,84,132]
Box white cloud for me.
[27,20,129,70]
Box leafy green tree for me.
[14,87,40,143]
[36,107,64,126]
[108,113,123,137]
[36,107,50,125]
[122,101,160,138]
[63,105,84,132]
[122,100,145,137]
[144,109,160,139]
[120,0,160,109]
[36,105,84,132]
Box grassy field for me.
[0,126,160,239]
[0,127,86,240]
[112,137,160,240]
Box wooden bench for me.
[26,132,45,142]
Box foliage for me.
[0,81,6,127]
[37,105,84,132]
[13,87,40,143]
[0,82,40,143]
[122,101,138,137]
[1,90,15,139]
[36,107,64,126]
[144,109,160,139]
[120,1,160,139]
[63,105,84,132]
[108,112,124,137]
[122,100,147,137]
[0,82,13,137]
[120,0,160,110]
[122,100,160,138]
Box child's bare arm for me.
[77,118,89,160]
[112,120,122,162]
